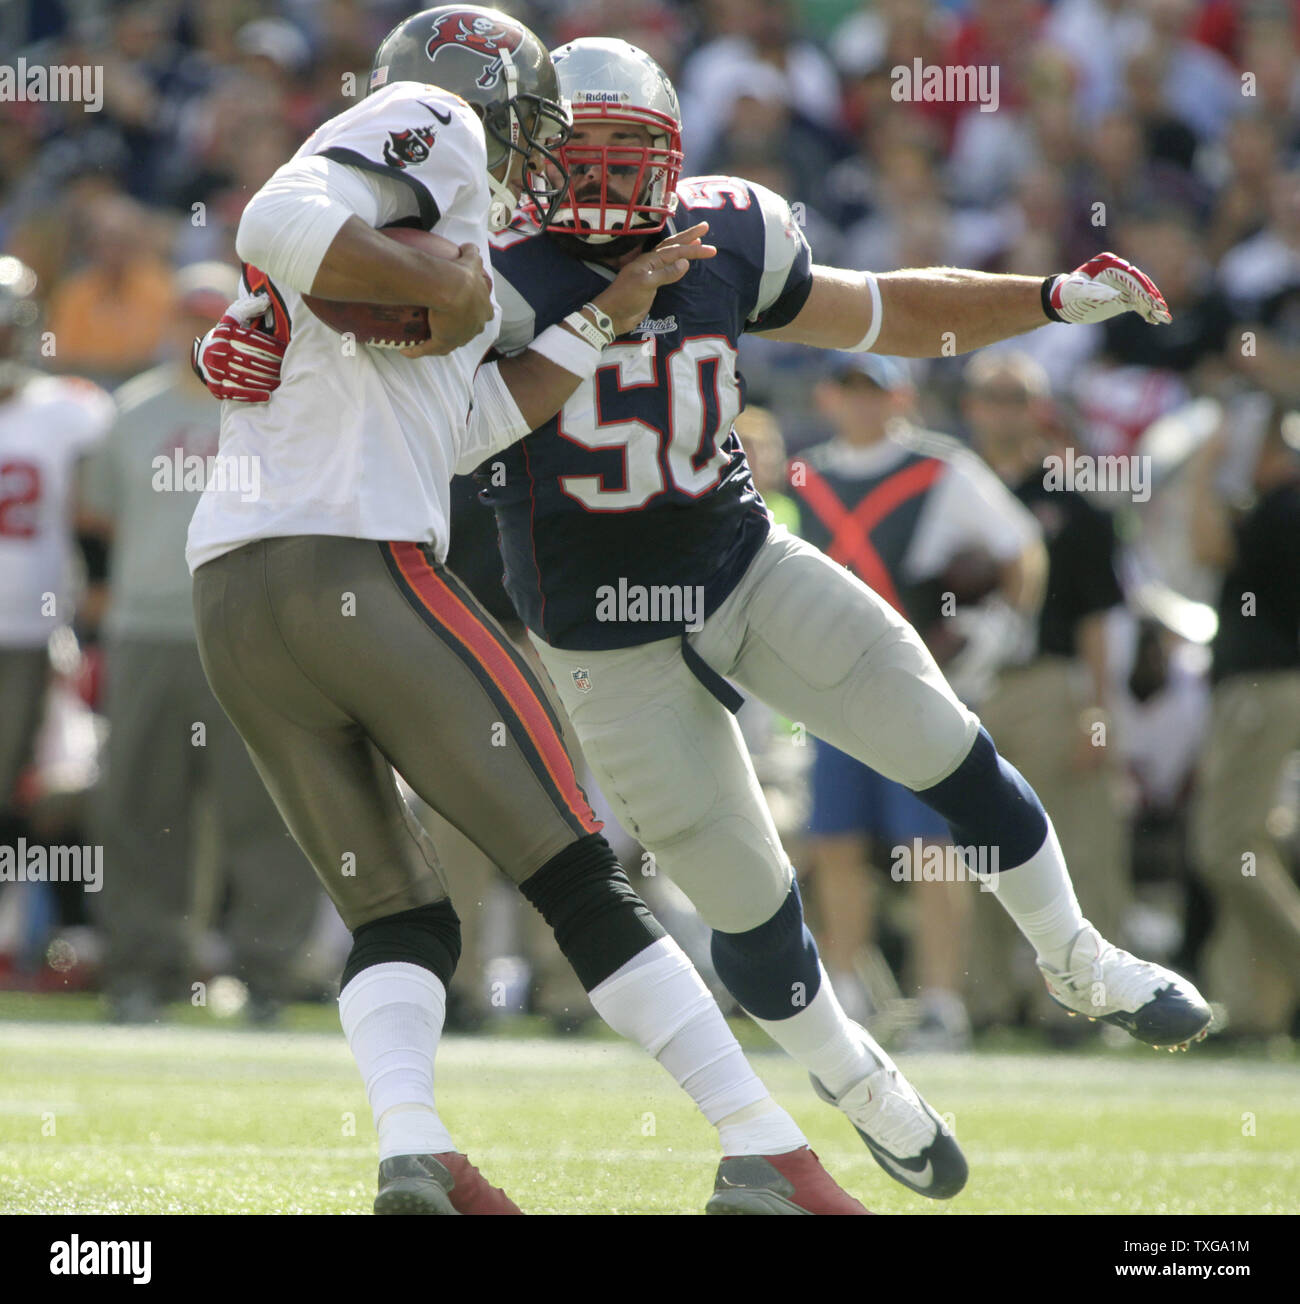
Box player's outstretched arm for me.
[762,253,1172,358]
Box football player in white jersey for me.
[188,6,870,1215]
[200,34,1215,1206]
[0,257,113,855]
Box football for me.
[301,226,459,348]
[939,545,1002,606]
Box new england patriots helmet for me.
[547,37,684,243]
[369,5,572,230]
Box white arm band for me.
[526,322,603,379]
[455,360,532,476]
[235,155,415,294]
[846,271,883,352]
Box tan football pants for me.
[192,535,603,933]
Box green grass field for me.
[1,995,1296,1215]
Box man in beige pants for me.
[965,353,1132,1031]
[79,264,322,1022]
[1188,406,1300,1037]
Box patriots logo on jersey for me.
[382,126,436,169]
[426,12,523,89]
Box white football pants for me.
[530,527,981,933]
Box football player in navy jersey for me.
[482,37,1209,1199]
[206,36,1213,1204]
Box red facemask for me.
[546,101,683,242]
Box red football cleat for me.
[706,1146,872,1215]
[373,1153,523,1215]
[437,1153,523,1215]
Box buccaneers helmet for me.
[546,38,684,244]
[369,5,572,230]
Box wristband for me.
[846,271,883,351]
[567,303,616,348]
[529,322,603,379]
[1041,275,1062,322]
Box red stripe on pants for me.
[388,542,601,835]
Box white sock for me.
[751,966,884,1099]
[588,937,806,1155]
[989,818,1085,971]
[339,961,456,1162]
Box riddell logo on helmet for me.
[426,12,524,88]
[574,90,627,104]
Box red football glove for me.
[1042,252,1172,327]
[191,294,287,402]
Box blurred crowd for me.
[1,0,1297,1048]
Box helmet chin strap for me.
[569,208,648,244]
[487,49,521,232]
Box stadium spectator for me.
[1206,113,1283,265]
[1139,0,1243,144]
[1110,611,1214,981]
[78,262,320,1024]
[678,0,843,169]
[1187,404,1300,1041]
[788,353,1043,1047]
[1100,208,1234,388]
[965,352,1133,1034]
[43,191,174,387]
[1221,170,1300,405]
[1045,0,1153,125]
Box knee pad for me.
[711,879,822,1020]
[341,898,461,990]
[916,727,1048,868]
[520,833,665,990]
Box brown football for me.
[939,546,1002,606]
[301,226,459,348]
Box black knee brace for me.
[341,898,462,990]
[519,833,665,991]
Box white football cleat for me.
[1037,923,1211,1050]
[810,1028,967,1199]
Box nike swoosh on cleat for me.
[872,1147,934,1189]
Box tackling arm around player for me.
[188,7,873,1218]
[202,32,1212,1211]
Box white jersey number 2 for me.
[556,336,740,512]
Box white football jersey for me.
[0,374,113,647]
[186,82,500,574]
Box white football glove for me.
[1043,252,1172,327]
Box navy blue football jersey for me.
[479,176,814,649]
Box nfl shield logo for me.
[572,668,592,693]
